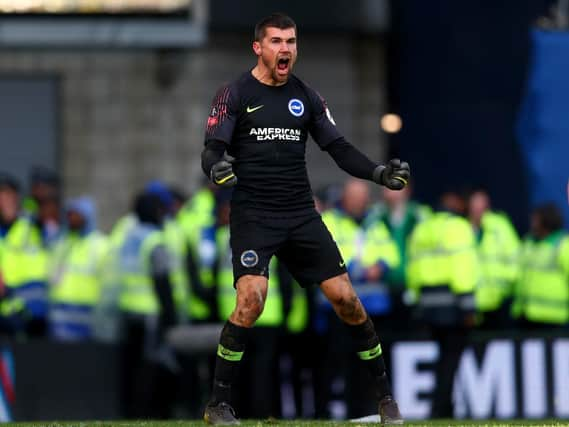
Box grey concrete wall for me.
[0,33,387,230]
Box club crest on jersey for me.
[241,250,259,268]
[288,99,304,117]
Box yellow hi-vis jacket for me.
[407,212,479,322]
[177,188,216,321]
[48,231,108,339]
[512,231,569,325]
[474,211,520,312]
[163,218,190,322]
[0,216,49,319]
[118,225,165,316]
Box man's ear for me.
[252,41,262,56]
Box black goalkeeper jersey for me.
[205,71,343,214]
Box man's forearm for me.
[201,140,227,177]
[325,137,378,180]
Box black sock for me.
[211,320,249,404]
[346,316,392,400]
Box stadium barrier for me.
[392,331,569,419]
[6,330,569,421]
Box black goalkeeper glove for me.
[210,155,237,187]
[373,158,410,190]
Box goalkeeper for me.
[201,12,410,425]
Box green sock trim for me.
[357,343,382,360]
[217,344,244,361]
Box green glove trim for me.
[357,343,382,360]
[217,344,244,361]
[215,173,236,185]
[394,176,408,186]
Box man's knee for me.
[321,273,366,324]
[326,277,355,306]
[230,275,267,327]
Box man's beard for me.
[263,57,292,82]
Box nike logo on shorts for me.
[246,105,264,113]
[339,260,346,267]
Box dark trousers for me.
[430,326,469,418]
[479,300,515,331]
[312,313,350,419]
[120,316,177,419]
[234,326,280,419]
[383,289,416,332]
[280,329,317,418]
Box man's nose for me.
[279,41,290,52]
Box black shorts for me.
[229,209,346,287]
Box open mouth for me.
[277,57,290,73]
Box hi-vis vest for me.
[286,281,309,334]
[118,225,165,315]
[0,217,48,318]
[512,231,569,325]
[109,214,137,251]
[163,219,189,322]
[364,201,432,287]
[407,212,478,316]
[215,225,283,326]
[48,231,108,340]
[178,188,216,248]
[322,209,399,314]
[112,217,187,321]
[177,188,216,321]
[360,219,401,310]
[321,209,361,263]
[475,211,520,312]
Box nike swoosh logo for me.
[246,105,264,113]
[339,260,346,267]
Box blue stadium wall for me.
[517,29,569,229]
[389,0,556,231]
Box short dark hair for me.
[254,13,296,41]
[135,192,164,226]
[30,165,59,187]
[0,172,20,193]
[533,202,564,233]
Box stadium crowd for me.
[0,166,568,420]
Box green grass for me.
[2,420,567,427]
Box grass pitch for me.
[1,420,567,427]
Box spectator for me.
[406,190,479,418]
[0,173,50,337]
[22,166,60,218]
[168,185,187,216]
[48,197,108,341]
[145,181,190,323]
[177,181,218,323]
[511,203,569,329]
[364,182,431,331]
[117,193,179,419]
[467,188,520,329]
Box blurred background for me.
[0,0,568,423]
